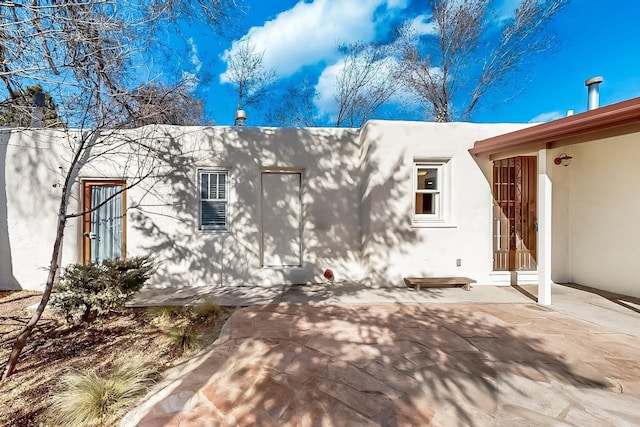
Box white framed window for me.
[198,169,228,231]
[412,160,450,226]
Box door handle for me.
[83,232,97,240]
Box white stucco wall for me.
[1,126,364,291]
[0,129,81,291]
[2,121,530,292]
[551,130,640,297]
[359,121,528,286]
[122,126,364,292]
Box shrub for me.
[48,359,156,427]
[52,256,155,322]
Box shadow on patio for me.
[123,302,640,426]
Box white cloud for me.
[529,110,564,123]
[314,59,345,116]
[187,38,202,72]
[409,14,437,36]
[496,0,523,22]
[220,0,409,81]
[183,38,202,92]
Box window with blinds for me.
[199,170,228,230]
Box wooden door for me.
[493,157,537,271]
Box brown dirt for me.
[0,290,235,427]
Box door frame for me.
[82,179,127,264]
[259,168,303,268]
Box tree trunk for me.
[2,189,69,379]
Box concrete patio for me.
[122,284,640,426]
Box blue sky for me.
[177,0,640,126]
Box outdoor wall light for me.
[554,153,573,167]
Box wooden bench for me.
[403,277,476,291]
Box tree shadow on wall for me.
[127,125,427,303]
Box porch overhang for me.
[470,96,640,159]
[471,96,640,306]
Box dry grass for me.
[47,358,157,426]
[166,325,200,354]
[0,291,235,426]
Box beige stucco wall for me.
[551,130,640,297]
[1,121,529,292]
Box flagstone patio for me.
[122,292,640,426]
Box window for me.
[413,160,449,225]
[198,170,228,230]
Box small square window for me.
[198,170,228,231]
[412,161,449,225]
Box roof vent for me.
[235,109,246,126]
[585,76,603,111]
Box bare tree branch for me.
[223,39,276,116]
[398,0,568,122]
[266,78,318,127]
[334,42,402,127]
[1,0,238,380]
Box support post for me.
[537,149,552,305]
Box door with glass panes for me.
[82,180,126,264]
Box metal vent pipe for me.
[235,109,247,126]
[585,76,603,110]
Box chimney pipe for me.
[30,91,45,128]
[235,109,246,126]
[585,76,603,111]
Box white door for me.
[261,172,302,267]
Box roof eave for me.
[470,97,640,157]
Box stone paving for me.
[123,302,640,426]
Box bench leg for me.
[463,284,471,291]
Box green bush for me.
[52,256,155,322]
[48,359,156,427]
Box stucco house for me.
[1,96,639,304]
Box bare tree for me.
[267,42,402,128]
[126,82,205,127]
[1,0,237,379]
[399,0,568,122]
[266,78,319,127]
[222,40,276,114]
[335,42,403,127]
